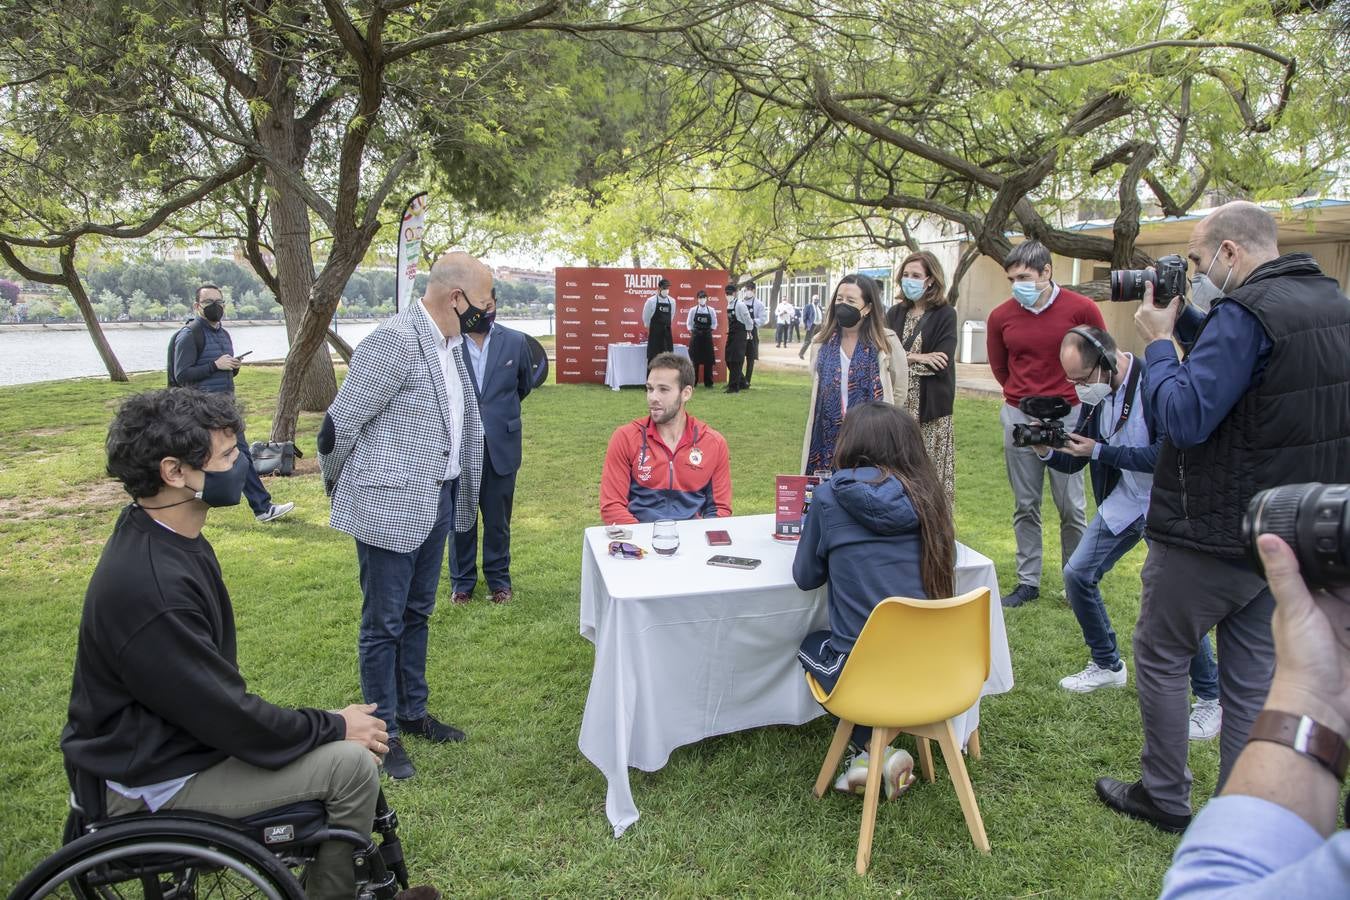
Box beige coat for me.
[800,328,909,473]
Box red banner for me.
[554,267,730,384]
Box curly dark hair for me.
[106,389,242,499]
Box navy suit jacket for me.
[466,324,533,477]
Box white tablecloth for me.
[577,513,1012,836]
[604,343,691,390]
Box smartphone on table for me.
[705,530,732,547]
[707,555,760,570]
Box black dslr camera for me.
[1243,483,1350,590]
[1110,253,1187,306]
[1011,395,1072,449]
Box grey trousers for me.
[106,741,381,899]
[999,403,1087,587]
[1133,541,1275,815]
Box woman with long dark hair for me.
[885,250,957,512]
[794,402,957,799]
[800,274,908,474]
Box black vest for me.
[1147,253,1350,556]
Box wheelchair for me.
[9,768,410,900]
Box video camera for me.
[1243,483,1350,590]
[1011,395,1072,449]
[1110,253,1187,306]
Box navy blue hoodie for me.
[792,467,926,653]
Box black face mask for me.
[201,302,225,323]
[457,297,491,334]
[833,304,862,329]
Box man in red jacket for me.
[600,352,732,525]
[986,241,1106,608]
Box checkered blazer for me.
[319,306,483,554]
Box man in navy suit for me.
[451,289,534,605]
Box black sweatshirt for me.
[62,505,344,785]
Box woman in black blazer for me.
[885,251,957,512]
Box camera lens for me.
[1109,269,1154,302]
[1243,483,1350,589]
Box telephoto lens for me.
[1243,483,1350,589]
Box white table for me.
[577,513,1012,837]
[604,343,691,390]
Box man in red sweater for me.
[600,352,732,525]
[986,241,1106,607]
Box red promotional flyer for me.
[775,474,823,541]
[554,267,729,385]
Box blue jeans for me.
[1065,513,1218,700]
[235,429,273,516]
[355,479,456,738]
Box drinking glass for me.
[652,519,679,556]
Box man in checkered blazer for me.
[318,251,487,780]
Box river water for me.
[0,318,554,387]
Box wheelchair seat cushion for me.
[237,800,328,848]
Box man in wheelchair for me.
[55,388,428,899]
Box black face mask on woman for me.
[833,303,862,329]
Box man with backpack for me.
[169,284,294,523]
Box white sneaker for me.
[256,502,294,523]
[833,751,870,795]
[1189,699,1222,741]
[1059,661,1128,693]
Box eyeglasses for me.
[608,541,646,559]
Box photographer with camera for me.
[1034,327,1220,732]
[1161,519,1350,897]
[1096,201,1350,834]
[987,241,1106,608]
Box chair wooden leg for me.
[967,728,981,761]
[915,737,936,783]
[855,729,888,875]
[813,718,854,799]
[934,720,990,853]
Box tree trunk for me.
[59,247,128,382]
[260,143,337,414]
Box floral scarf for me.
[806,330,883,473]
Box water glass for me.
[652,519,679,556]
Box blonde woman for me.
[884,250,957,511]
[801,274,908,473]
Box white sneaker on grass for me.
[256,502,294,523]
[1059,661,1127,693]
[1189,699,1222,741]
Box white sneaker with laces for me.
[833,751,870,794]
[1058,661,1128,693]
[881,747,916,801]
[256,502,294,523]
[1189,699,1222,741]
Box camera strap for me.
[1101,357,1142,442]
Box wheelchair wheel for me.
[10,817,305,900]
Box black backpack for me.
[166,319,207,387]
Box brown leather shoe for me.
[451,591,472,605]
[394,887,441,900]
[490,587,512,605]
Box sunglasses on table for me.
[608,541,646,559]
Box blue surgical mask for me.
[1012,281,1044,308]
[901,277,926,301]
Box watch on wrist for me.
[1249,710,1349,783]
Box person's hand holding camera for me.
[1061,433,1097,458]
[1133,275,1182,345]
[1256,534,1350,739]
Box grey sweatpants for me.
[999,402,1087,587]
[1133,541,1275,815]
[106,741,381,899]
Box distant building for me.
[494,265,552,287]
[152,238,237,264]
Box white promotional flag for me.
[395,191,428,313]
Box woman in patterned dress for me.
[885,251,957,512]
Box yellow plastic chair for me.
[805,588,991,873]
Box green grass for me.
[0,364,1213,898]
